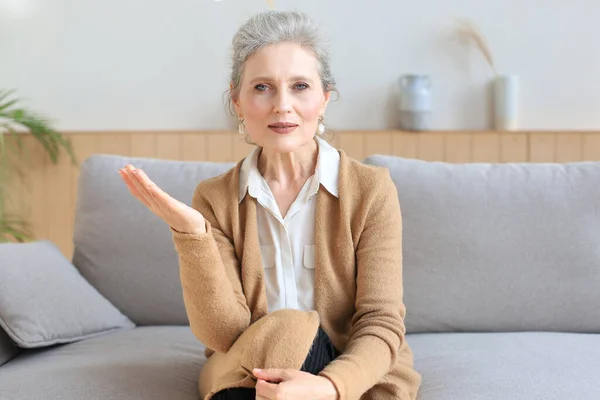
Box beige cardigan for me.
[171,149,422,400]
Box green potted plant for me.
[0,89,77,242]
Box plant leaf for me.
[0,99,19,112]
[0,88,78,244]
[0,124,23,156]
[0,89,17,104]
[0,215,32,243]
[0,107,76,165]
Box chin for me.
[258,132,314,154]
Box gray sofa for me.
[2,152,600,400]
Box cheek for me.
[240,93,271,119]
[298,96,324,120]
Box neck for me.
[258,138,318,187]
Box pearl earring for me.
[238,117,245,134]
[317,116,325,135]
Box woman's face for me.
[233,42,330,154]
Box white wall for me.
[1,0,598,131]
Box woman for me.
[118,10,421,400]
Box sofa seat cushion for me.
[409,331,600,399]
[0,326,206,400]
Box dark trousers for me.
[212,326,339,400]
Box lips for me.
[268,122,298,134]
[268,122,298,128]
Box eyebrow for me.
[249,76,315,84]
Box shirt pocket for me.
[260,245,276,269]
[303,245,316,270]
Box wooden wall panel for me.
[392,133,418,159]
[156,133,181,160]
[130,133,156,158]
[3,135,28,240]
[45,146,72,257]
[500,134,528,162]
[445,133,471,163]
[555,133,583,163]
[364,131,393,156]
[583,134,600,160]
[20,137,48,241]
[10,130,600,259]
[338,131,365,160]
[418,133,445,161]
[472,133,500,163]
[181,134,207,161]
[529,133,556,162]
[98,133,131,156]
[206,132,234,162]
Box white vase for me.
[493,75,518,131]
[399,74,432,131]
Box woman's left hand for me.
[253,368,338,400]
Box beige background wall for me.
[1,1,599,131]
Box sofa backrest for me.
[72,155,235,325]
[75,152,600,334]
[363,155,600,333]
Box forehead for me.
[243,42,320,80]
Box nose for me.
[273,90,292,114]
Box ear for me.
[233,101,242,119]
[230,82,243,118]
[320,90,331,116]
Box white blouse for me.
[238,136,340,312]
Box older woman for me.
[119,10,421,400]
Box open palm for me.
[118,164,206,235]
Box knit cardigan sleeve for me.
[319,170,409,399]
[171,184,251,354]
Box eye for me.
[294,83,309,90]
[254,84,268,91]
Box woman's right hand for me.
[118,164,206,235]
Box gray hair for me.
[226,10,337,115]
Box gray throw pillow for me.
[0,241,135,348]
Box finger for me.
[129,166,180,212]
[119,169,151,208]
[123,165,155,207]
[255,379,279,399]
[118,169,146,202]
[128,166,160,196]
[253,368,290,383]
[120,167,154,208]
[134,168,179,207]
